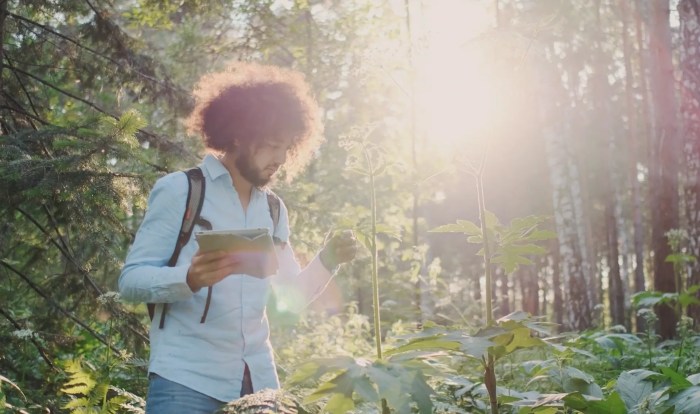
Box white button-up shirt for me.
[119,154,331,402]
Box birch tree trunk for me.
[592,0,626,327]
[551,244,564,326]
[648,0,680,339]
[678,0,700,325]
[538,55,595,331]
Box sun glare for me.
[414,1,503,150]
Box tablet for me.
[195,228,278,277]
[195,228,273,253]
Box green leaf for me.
[501,244,548,256]
[615,369,661,411]
[429,220,481,236]
[660,367,693,392]
[586,392,627,414]
[374,223,402,241]
[491,254,534,274]
[523,229,557,242]
[287,356,358,385]
[407,371,434,414]
[679,292,700,307]
[667,386,700,413]
[324,393,355,413]
[63,397,90,410]
[665,253,696,264]
[562,392,588,410]
[352,376,379,403]
[632,291,679,308]
[561,392,625,414]
[687,284,700,294]
[484,210,501,228]
[385,336,460,356]
[366,364,404,410]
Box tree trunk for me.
[678,0,700,325]
[591,0,626,328]
[551,244,563,327]
[540,57,595,330]
[500,269,510,317]
[626,0,650,333]
[648,0,680,339]
[520,266,539,315]
[606,204,626,326]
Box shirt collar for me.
[199,153,265,197]
[200,153,230,181]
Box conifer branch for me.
[17,206,103,297]
[5,60,196,159]
[0,259,121,355]
[0,104,49,126]
[0,307,57,371]
[8,12,188,95]
[16,206,150,344]
[6,61,113,117]
[7,56,41,124]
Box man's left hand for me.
[320,230,358,271]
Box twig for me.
[0,307,57,371]
[0,259,121,355]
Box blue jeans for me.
[146,374,225,414]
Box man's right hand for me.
[186,250,241,292]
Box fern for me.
[61,359,129,414]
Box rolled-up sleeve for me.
[119,172,194,304]
[271,200,332,313]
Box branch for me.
[4,59,196,159]
[0,103,50,126]
[17,206,103,297]
[16,207,150,344]
[0,306,57,371]
[8,12,188,95]
[5,60,113,116]
[0,259,121,355]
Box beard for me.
[234,151,276,187]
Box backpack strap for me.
[266,191,282,244]
[147,167,206,328]
[199,190,282,324]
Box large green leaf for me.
[561,392,626,414]
[615,369,662,412]
[286,356,360,385]
[631,291,677,308]
[384,335,460,356]
[667,386,700,413]
[586,392,627,414]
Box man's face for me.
[234,137,292,187]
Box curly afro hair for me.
[186,62,323,179]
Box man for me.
[119,62,357,414]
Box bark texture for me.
[648,0,680,339]
[679,0,700,325]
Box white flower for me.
[97,291,121,304]
[12,329,35,339]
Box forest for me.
[1,0,700,413]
